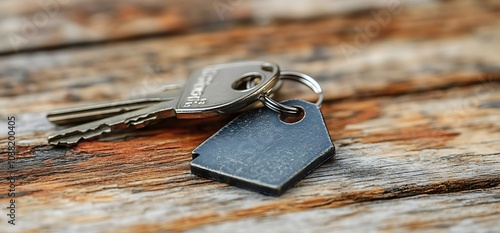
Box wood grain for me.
[0,0,499,232]
[0,0,421,52]
[178,188,500,233]
[1,83,499,232]
[0,0,499,53]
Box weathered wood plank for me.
[1,6,499,114]
[0,0,425,52]
[0,0,498,53]
[0,0,499,232]
[1,82,499,232]
[180,188,500,233]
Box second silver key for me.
[46,84,182,125]
[48,61,280,146]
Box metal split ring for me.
[260,71,323,115]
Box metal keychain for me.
[190,72,335,195]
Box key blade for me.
[48,99,178,146]
[47,98,167,125]
[47,85,182,125]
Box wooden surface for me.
[1,0,499,232]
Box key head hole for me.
[279,106,305,124]
[232,72,262,91]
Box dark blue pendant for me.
[191,99,335,196]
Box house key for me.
[48,61,280,146]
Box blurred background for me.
[0,0,499,117]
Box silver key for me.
[48,61,280,146]
[48,78,283,126]
[47,84,182,125]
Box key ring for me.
[260,71,323,115]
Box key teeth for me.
[48,135,79,146]
[125,113,158,127]
[55,124,112,137]
[49,139,78,146]
[49,124,113,146]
